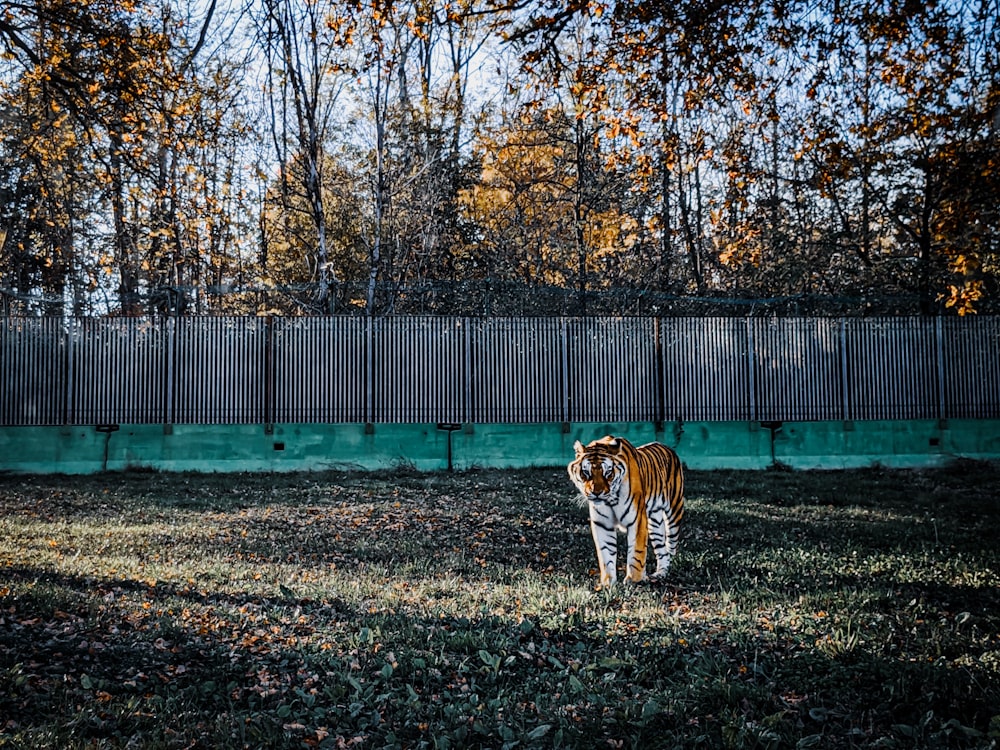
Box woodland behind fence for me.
[3,316,999,426]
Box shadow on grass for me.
[4,562,997,750]
[7,566,1000,744]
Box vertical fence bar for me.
[470,317,563,423]
[746,317,757,421]
[660,317,751,421]
[654,317,665,425]
[366,316,374,424]
[935,316,946,420]
[2,320,10,424]
[272,316,365,424]
[163,317,174,426]
[3,318,53,425]
[560,319,569,423]
[839,318,849,421]
[264,316,274,430]
[65,318,75,425]
[463,319,471,424]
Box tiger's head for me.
[568,435,627,504]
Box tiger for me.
[567,435,684,587]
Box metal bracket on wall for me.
[437,422,462,471]
[96,424,120,472]
[760,421,784,468]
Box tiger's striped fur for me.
[567,435,684,587]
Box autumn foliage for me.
[1,0,998,315]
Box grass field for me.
[1,463,999,749]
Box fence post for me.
[463,318,471,424]
[654,317,665,427]
[746,317,757,422]
[263,316,275,432]
[839,318,850,421]
[365,315,374,425]
[163,317,175,428]
[560,318,570,424]
[935,316,946,420]
[65,318,75,425]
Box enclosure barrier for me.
[3,316,1000,426]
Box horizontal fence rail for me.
[2,316,999,426]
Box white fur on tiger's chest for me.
[587,480,636,531]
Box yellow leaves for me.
[324,13,355,46]
[942,281,982,316]
[718,244,738,266]
[568,80,587,99]
[683,89,702,111]
[950,254,980,276]
[584,210,639,260]
[941,252,985,315]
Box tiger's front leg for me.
[588,503,618,587]
[625,512,649,583]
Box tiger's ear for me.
[603,436,620,449]
[573,440,585,456]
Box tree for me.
[259,148,369,314]
[459,106,641,309]
[2,0,998,315]
[500,0,1000,313]
[334,0,494,313]
[258,0,346,313]
[1,0,258,315]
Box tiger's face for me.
[568,436,624,504]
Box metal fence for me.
[3,316,999,426]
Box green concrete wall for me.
[451,422,775,471]
[1,420,997,474]
[0,424,451,474]
[772,419,1000,469]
